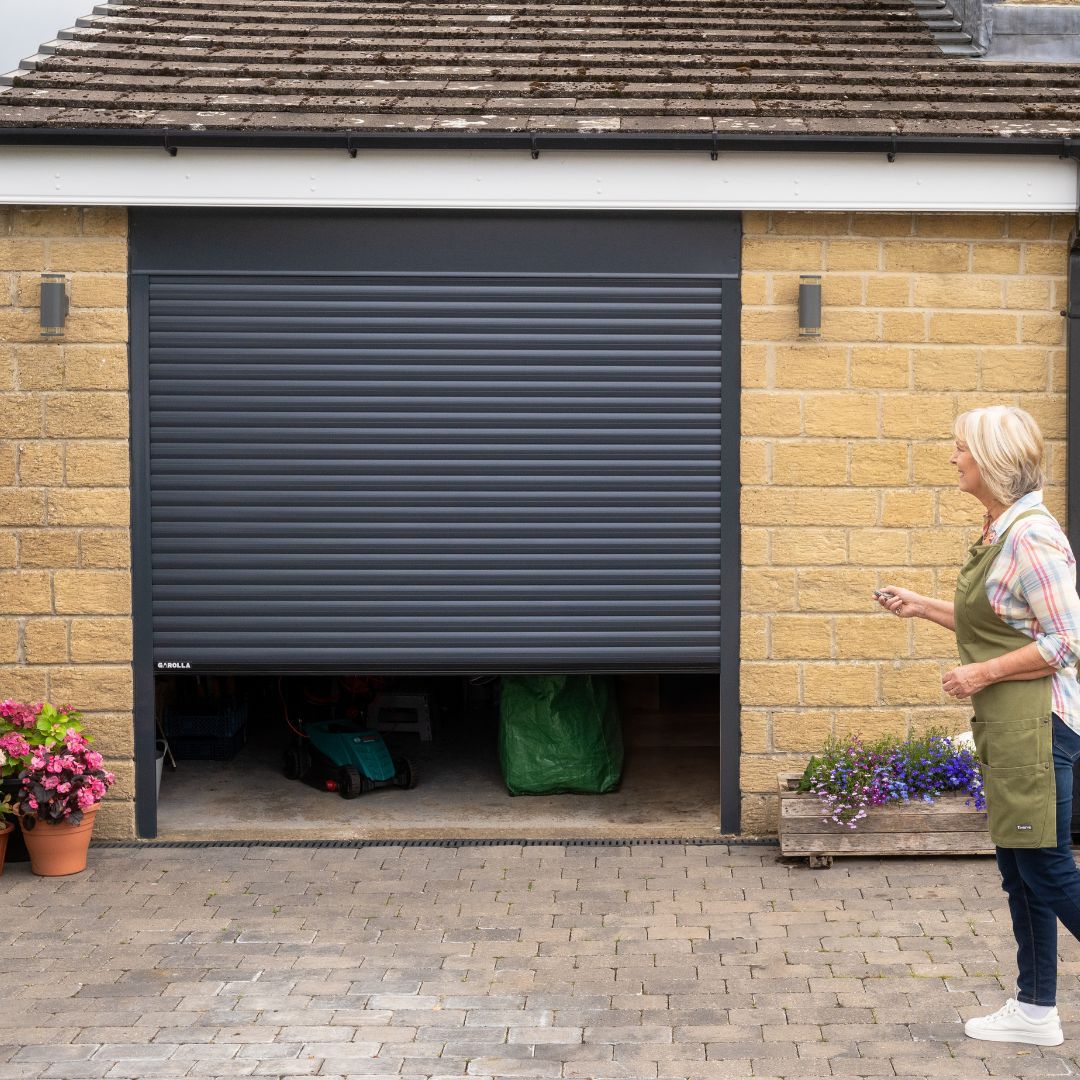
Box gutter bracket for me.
[346,136,357,159]
[710,133,719,161]
[530,135,540,160]
[887,138,897,163]
[163,135,177,157]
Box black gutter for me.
[1,127,1080,157]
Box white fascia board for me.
[0,145,1076,211]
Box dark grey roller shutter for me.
[148,271,724,671]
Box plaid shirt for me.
[984,490,1080,732]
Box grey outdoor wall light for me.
[40,272,69,338]
[798,274,822,337]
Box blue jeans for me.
[996,714,1080,1006]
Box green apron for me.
[954,508,1056,849]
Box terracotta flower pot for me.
[0,820,13,877]
[21,805,98,877]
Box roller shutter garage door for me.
[134,211,738,673]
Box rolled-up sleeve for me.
[1013,525,1080,669]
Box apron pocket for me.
[981,761,1055,848]
[972,714,1052,768]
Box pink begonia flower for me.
[27,797,37,810]
[86,751,103,770]
[43,776,58,790]
[56,782,71,794]
[0,733,30,757]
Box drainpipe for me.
[1068,222,1080,558]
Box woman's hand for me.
[942,663,990,699]
[874,586,926,620]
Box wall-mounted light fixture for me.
[40,272,69,338]
[798,274,822,338]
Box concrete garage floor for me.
[155,675,723,841]
[156,738,722,841]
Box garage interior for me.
[154,672,721,840]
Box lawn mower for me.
[279,678,415,798]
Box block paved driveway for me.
[2,841,1080,1079]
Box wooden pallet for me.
[777,772,994,867]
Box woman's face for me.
[950,438,982,498]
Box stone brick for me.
[742,569,797,612]
[62,309,129,344]
[0,489,46,526]
[0,308,58,345]
[742,308,797,339]
[740,614,767,660]
[14,343,65,390]
[773,212,850,236]
[741,752,802,792]
[772,441,847,485]
[740,442,767,484]
[980,349,1050,391]
[911,274,1002,308]
[970,243,1021,274]
[69,618,133,663]
[771,615,833,659]
[851,213,912,238]
[881,661,946,705]
[24,619,69,664]
[45,392,128,437]
[881,490,935,527]
[742,342,768,388]
[773,345,847,389]
[881,393,955,439]
[742,238,824,272]
[12,207,81,236]
[740,663,799,706]
[1023,243,1066,276]
[0,666,49,701]
[849,443,908,486]
[63,343,128,390]
[0,345,13,390]
[803,393,879,437]
[797,569,878,612]
[740,710,769,752]
[820,276,863,307]
[81,530,131,568]
[773,710,833,751]
[1005,278,1053,310]
[0,620,18,662]
[743,487,877,526]
[823,308,880,341]
[0,238,47,270]
[770,527,847,566]
[937,488,983,526]
[81,711,135,756]
[1020,313,1065,346]
[914,214,1005,240]
[742,526,768,564]
[17,441,65,485]
[802,663,877,706]
[834,616,909,660]
[742,391,802,436]
[882,241,969,273]
[928,312,1018,345]
[66,442,130,486]
[94,795,136,839]
[849,346,909,389]
[0,571,52,614]
[53,571,132,614]
[864,276,910,307]
[19,530,79,568]
[46,237,127,272]
[824,240,880,271]
[0,533,15,568]
[48,489,130,527]
[1007,214,1053,240]
[912,442,959,485]
[0,393,44,436]
[880,311,926,343]
[742,210,770,234]
[834,708,908,741]
[81,207,128,237]
[912,348,978,391]
[740,273,767,306]
[0,442,14,486]
[1023,395,1067,439]
[69,274,127,308]
[848,528,909,565]
[48,665,133,711]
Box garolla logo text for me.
[157,661,192,670]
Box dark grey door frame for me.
[128,209,742,839]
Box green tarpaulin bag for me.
[498,674,623,795]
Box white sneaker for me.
[964,998,1064,1046]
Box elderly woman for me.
[878,405,1080,1046]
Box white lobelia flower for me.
[951,731,977,754]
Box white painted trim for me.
[0,145,1076,211]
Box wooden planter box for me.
[777,772,994,867]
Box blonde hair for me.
[954,406,1044,507]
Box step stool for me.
[367,692,433,741]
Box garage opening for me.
[153,672,720,840]
[130,209,739,838]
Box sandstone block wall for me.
[0,206,134,839]
[740,211,1073,834]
